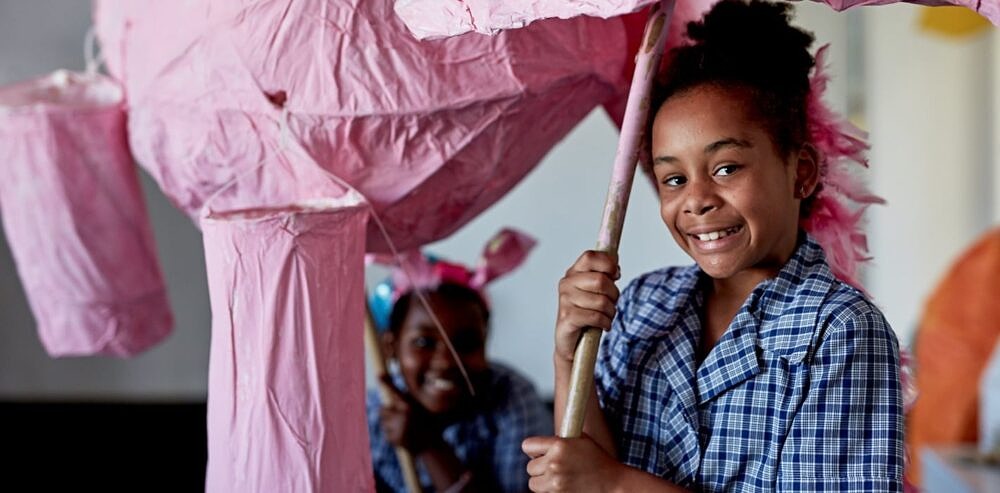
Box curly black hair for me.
[388,283,491,335]
[651,0,816,157]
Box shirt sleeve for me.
[491,372,554,493]
[778,308,904,492]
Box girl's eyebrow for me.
[653,155,679,166]
[412,325,439,335]
[704,138,752,154]
[654,137,753,167]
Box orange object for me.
[907,227,1000,486]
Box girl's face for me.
[650,84,817,280]
[385,292,489,415]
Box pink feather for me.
[802,44,885,291]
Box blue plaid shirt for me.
[596,235,904,492]
[367,362,552,493]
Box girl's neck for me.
[699,268,775,362]
[698,234,802,360]
[709,229,803,302]
[709,268,775,304]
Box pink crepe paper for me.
[0,70,172,357]
[393,0,998,39]
[469,228,537,289]
[203,199,373,493]
[90,0,629,489]
[200,134,374,491]
[93,0,627,253]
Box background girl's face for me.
[386,291,488,415]
[649,84,815,280]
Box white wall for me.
[3,1,989,400]
[865,5,997,345]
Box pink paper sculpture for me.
[0,70,171,357]
[93,0,628,253]
[90,1,629,490]
[394,0,999,38]
[203,196,372,492]
[198,121,376,491]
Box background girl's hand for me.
[555,251,620,362]
[522,434,625,493]
[378,376,440,453]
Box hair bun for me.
[682,0,814,90]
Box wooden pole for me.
[558,0,676,439]
[364,303,423,493]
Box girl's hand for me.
[555,251,620,363]
[378,376,440,453]
[522,434,625,493]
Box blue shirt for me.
[367,362,552,493]
[595,236,904,492]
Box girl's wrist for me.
[553,351,574,369]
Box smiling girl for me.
[368,229,552,493]
[522,1,904,491]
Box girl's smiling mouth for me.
[686,224,745,251]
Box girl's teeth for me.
[430,378,455,391]
[696,227,738,242]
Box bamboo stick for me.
[559,0,676,439]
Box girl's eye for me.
[411,336,436,350]
[714,164,740,176]
[661,175,686,187]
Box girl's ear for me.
[380,332,397,361]
[794,143,821,199]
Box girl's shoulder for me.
[767,273,897,366]
[814,281,896,345]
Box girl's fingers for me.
[521,436,557,458]
[565,289,617,319]
[560,272,620,301]
[560,309,613,332]
[567,250,619,277]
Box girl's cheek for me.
[399,354,426,381]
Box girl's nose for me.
[683,179,721,216]
[430,341,456,369]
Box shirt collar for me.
[745,233,838,363]
[698,234,838,403]
[647,234,838,407]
